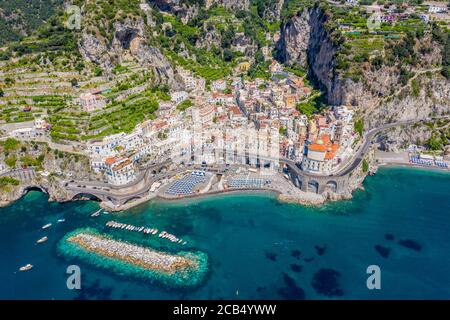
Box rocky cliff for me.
[277,5,450,136]
[79,17,176,86]
[277,6,343,104]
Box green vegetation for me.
[20,154,45,168]
[296,91,327,117]
[411,79,420,97]
[177,99,193,112]
[362,159,369,173]
[428,134,444,151]
[296,101,317,117]
[432,23,450,79]
[1,138,20,153]
[0,176,19,191]
[354,119,364,136]
[151,1,280,82]
[74,0,142,44]
[0,0,64,46]
[9,15,78,55]
[84,97,159,140]
[5,155,17,168]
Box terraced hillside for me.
[0,0,449,148]
[0,0,64,45]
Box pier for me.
[106,220,187,245]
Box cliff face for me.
[277,9,311,68]
[277,7,343,104]
[79,18,176,86]
[277,6,450,133]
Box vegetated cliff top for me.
[0,1,448,118]
[0,0,64,46]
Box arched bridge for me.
[64,160,175,206]
[281,117,449,194]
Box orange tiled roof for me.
[308,134,339,159]
[308,143,328,152]
[105,157,119,165]
[112,159,132,171]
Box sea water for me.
[0,166,449,299]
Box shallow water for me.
[0,166,449,299]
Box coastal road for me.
[64,116,450,200]
[284,116,450,178]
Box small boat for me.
[36,236,48,244]
[91,209,102,217]
[57,219,65,223]
[19,264,33,272]
[42,223,52,229]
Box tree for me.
[177,99,193,111]
[362,159,369,173]
[0,88,4,97]
[223,49,233,62]
[2,138,20,152]
[428,135,442,151]
[296,102,316,118]
[70,78,78,87]
[354,119,364,136]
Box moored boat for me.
[19,264,33,272]
[91,209,102,217]
[37,236,48,244]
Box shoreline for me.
[156,187,281,201]
[377,162,450,174]
[2,162,448,210]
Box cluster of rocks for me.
[68,232,196,273]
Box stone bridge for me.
[282,159,352,194]
[280,117,449,194]
[64,160,174,206]
[63,117,450,202]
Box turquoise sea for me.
[1,166,450,300]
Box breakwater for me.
[57,228,208,287]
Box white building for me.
[428,5,447,14]
[212,79,227,92]
[10,127,42,139]
[171,91,189,105]
[346,0,359,6]
[34,118,50,130]
[80,93,106,112]
[192,105,215,126]
[87,133,126,157]
[333,106,354,123]
[177,67,205,92]
[210,93,235,105]
[122,130,144,152]
[104,157,136,186]
[301,135,339,175]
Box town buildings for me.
[82,60,357,184]
[92,156,136,186]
